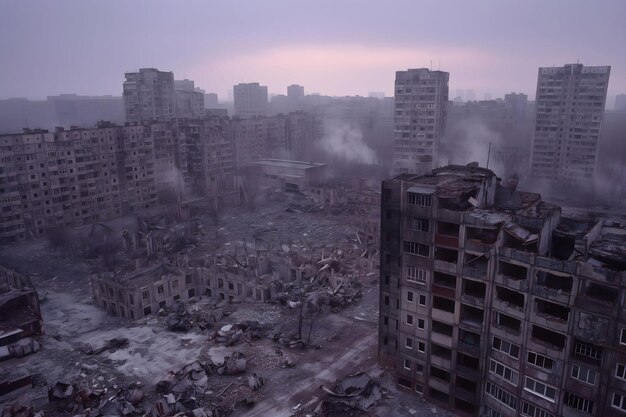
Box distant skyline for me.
[1,1,625,104]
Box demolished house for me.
[0,265,43,400]
[379,163,626,417]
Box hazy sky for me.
[1,0,625,103]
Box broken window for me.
[455,398,475,414]
[498,261,527,280]
[466,226,498,244]
[228,282,234,290]
[407,266,427,284]
[462,279,486,299]
[410,217,429,232]
[407,192,431,207]
[143,306,151,316]
[431,344,452,360]
[461,304,484,326]
[404,241,429,257]
[218,278,224,288]
[582,282,618,305]
[493,336,519,358]
[457,353,479,370]
[573,340,602,365]
[490,358,519,386]
[460,329,480,347]
[142,290,149,300]
[535,298,569,321]
[433,271,456,289]
[157,285,164,295]
[532,325,566,350]
[435,246,457,263]
[406,314,413,325]
[528,351,554,371]
[522,402,555,417]
[429,388,450,404]
[185,273,192,284]
[432,320,453,337]
[437,221,459,237]
[496,312,521,333]
[433,296,455,313]
[565,392,594,414]
[571,364,597,385]
[456,376,477,393]
[536,271,572,292]
[495,286,525,309]
[430,366,451,382]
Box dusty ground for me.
[0,198,447,417]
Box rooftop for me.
[251,159,326,170]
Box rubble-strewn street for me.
[0,190,449,417]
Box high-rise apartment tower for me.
[393,68,449,176]
[530,64,610,191]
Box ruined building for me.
[123,68,177,123]
[90,263,201,320]
[392,68,449,176]
[530,63,610,192]
[379,163,626,417]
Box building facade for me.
[123,68,176,123]
[379,164,626,417]
[529,64,610,191]
[233,83,268,118]
[393,68,449,176]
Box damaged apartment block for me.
[379,163,626,417]
[0,265,43,401]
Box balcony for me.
[462,265,488,280]
[434,259,456,274]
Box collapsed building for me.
[378,163,626,417]
[0,265,43,400]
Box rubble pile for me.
[318,373,383,417]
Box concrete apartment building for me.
[174,79,205,118]
[530,64,610,192]
[393,68,449,176]
[123,68,177,123]
[0,123,159,241]
[378,163,626,417]
[233,83,268,118]
[177,117,238,206]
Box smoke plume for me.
[316,120,377,165]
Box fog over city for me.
[0,2,625,417]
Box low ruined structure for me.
[90,263,201,320]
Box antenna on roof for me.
[430,60,433,71]
[486,142,492,169]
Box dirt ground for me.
[0,199,448,417]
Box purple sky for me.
[1,0,625,104]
